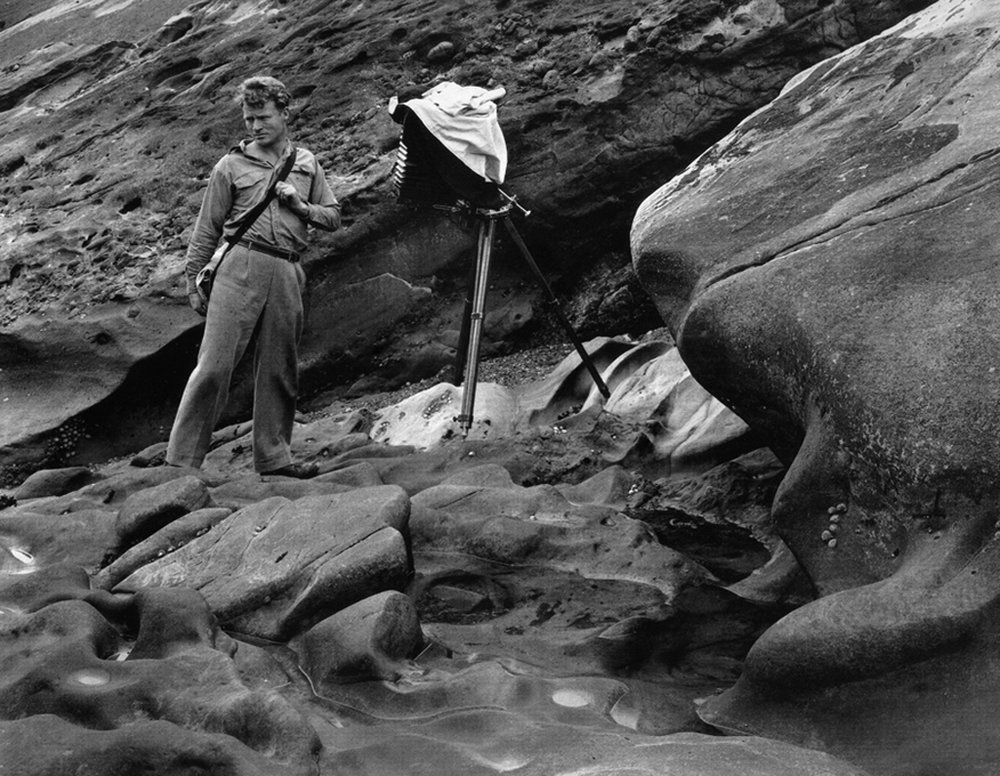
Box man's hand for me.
[275,181,308,218]
[189,291,207,316]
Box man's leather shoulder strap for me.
[277,146,297,179]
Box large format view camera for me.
[389,82,608,432]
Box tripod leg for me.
[458,218,497,433]
[502,218,610,398]
[453,261,476,384]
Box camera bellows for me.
[390,110,502,208]
[391,136,455,206]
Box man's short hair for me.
[237,76,291,110]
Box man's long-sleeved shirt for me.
[184,140,340,293]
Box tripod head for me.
[431,190,531,222]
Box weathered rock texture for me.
[116,486,413,640]
[0,581,322,775]
[369,338,757,475]
[0,348,876,776]
[632,1,1000,773]
[0,0,931,480]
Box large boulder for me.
[632,2,1000,773]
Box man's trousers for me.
[166,244,305,472]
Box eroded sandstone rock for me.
[11,466,97,499]
[0,576,320,775]
[116,486,413,640]
[369,381,519,449]
[95,506,233,590]
[368,337,756,473]
[632,1,1000,771]
[291,590,424,684]
[411,463,700,600]
[0,715,294,776]
[0,425,862,775]
[115,474,211,547]
[0,505,117,573]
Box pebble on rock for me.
[427,41,455,62]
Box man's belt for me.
[237,239,300,263]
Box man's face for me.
[243,99,288,150]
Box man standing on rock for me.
[165,75,340,478]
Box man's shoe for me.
[261,462,319,479]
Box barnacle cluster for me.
[821,502,848,549]
[45,418,87,464]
